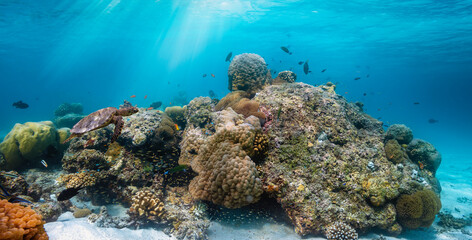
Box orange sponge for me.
[0,199,48,240]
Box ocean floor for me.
[44,154,472,240]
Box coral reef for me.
[385,124,413,145]
[253,82,441,236]
[324,221,358,240]
[215,91,250,111]
[396,189,441,229]
[0,121,69,170]
[273,71,297,85]
[188,109,263,208]
[228,53,271,95]
[0,199,48,240]
[407,139,442,175]
[57,171,99,189]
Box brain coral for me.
[396,189,441,229]
[228,53,271,95]
[188,109,263,208]
[0,121,67,170]
[0,199,48,240]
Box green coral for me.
[396,189,441,229]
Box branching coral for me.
[129,189,166,222]
[0,199,48,240]
[324,221,358,240]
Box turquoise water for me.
[2,1,471,161]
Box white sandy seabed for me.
[45,154,472,240]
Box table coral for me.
[0,199,48,240]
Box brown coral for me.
[188,109,263,209]
[273,71,297,85]
[0,199,48,240]
[129,189,166,221]
[396,189,441,229]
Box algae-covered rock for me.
[0,121,67,170]
[253,82,441,236]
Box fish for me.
[366,74,370,78]
[363,93,367,96]
[413,102,420,105]
[225,52,232,62]
[144,95,148,99]
[40,160,48,168]
[57,187,84,201]
[174,124,179,131]
[147,107,154,110]
[321,69,326,73]
[209,90,216,99]
[165,165,188,175]
[280,46,292,55]
[12,101,29,109]
[130,95,136,98]
[303,61,309,75]
[354,77,361,80]
[211,74,215,78]
[0,183,32,204]
[298,61,304,65]
[150,101,162,109]
[428,118,438,124]
[203,74,207,77]
[0,171,19,178]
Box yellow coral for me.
[0,121,65,170]
[57,171,98,189]
[0,199,48,240]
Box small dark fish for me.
[12,101,29,109]
[0,183,32,204]
[209,90,216,98]
[280,46,292,55]
[165,165,188,175]
[150,101,162,109]
[298,61,304,65]
[366,74,370,78]
[203,74,207,77]
[303,61,309,75]
[225,52,232,62]
[428,118,438,124]
[321,69,326,73]
[57,187,83,201]
[354,77,361,80]
[414,102,420,105]
[363,93,367,96]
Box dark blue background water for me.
[1,0,471,162]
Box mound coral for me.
[324,221,358,240]
[188,109,263,208]
[385,124,413,145]
[384,139,408,164]
[129,189,166,222]
[0,199,48,240]
[57,171,99,189]
[273,71,297,85]
[185,97,215,128]
[215,91,250,111]
[165,106,186,127]
[407,139,442,174]
[396,189,441,229]
[215,92,266,123]
[0,121,68,170]
[228,53,271,95]
[54,103,83,117]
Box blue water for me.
[1,0,472,161]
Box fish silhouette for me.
[12,101,29,109]
[303,61,309,75]
[225,52,232,62]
